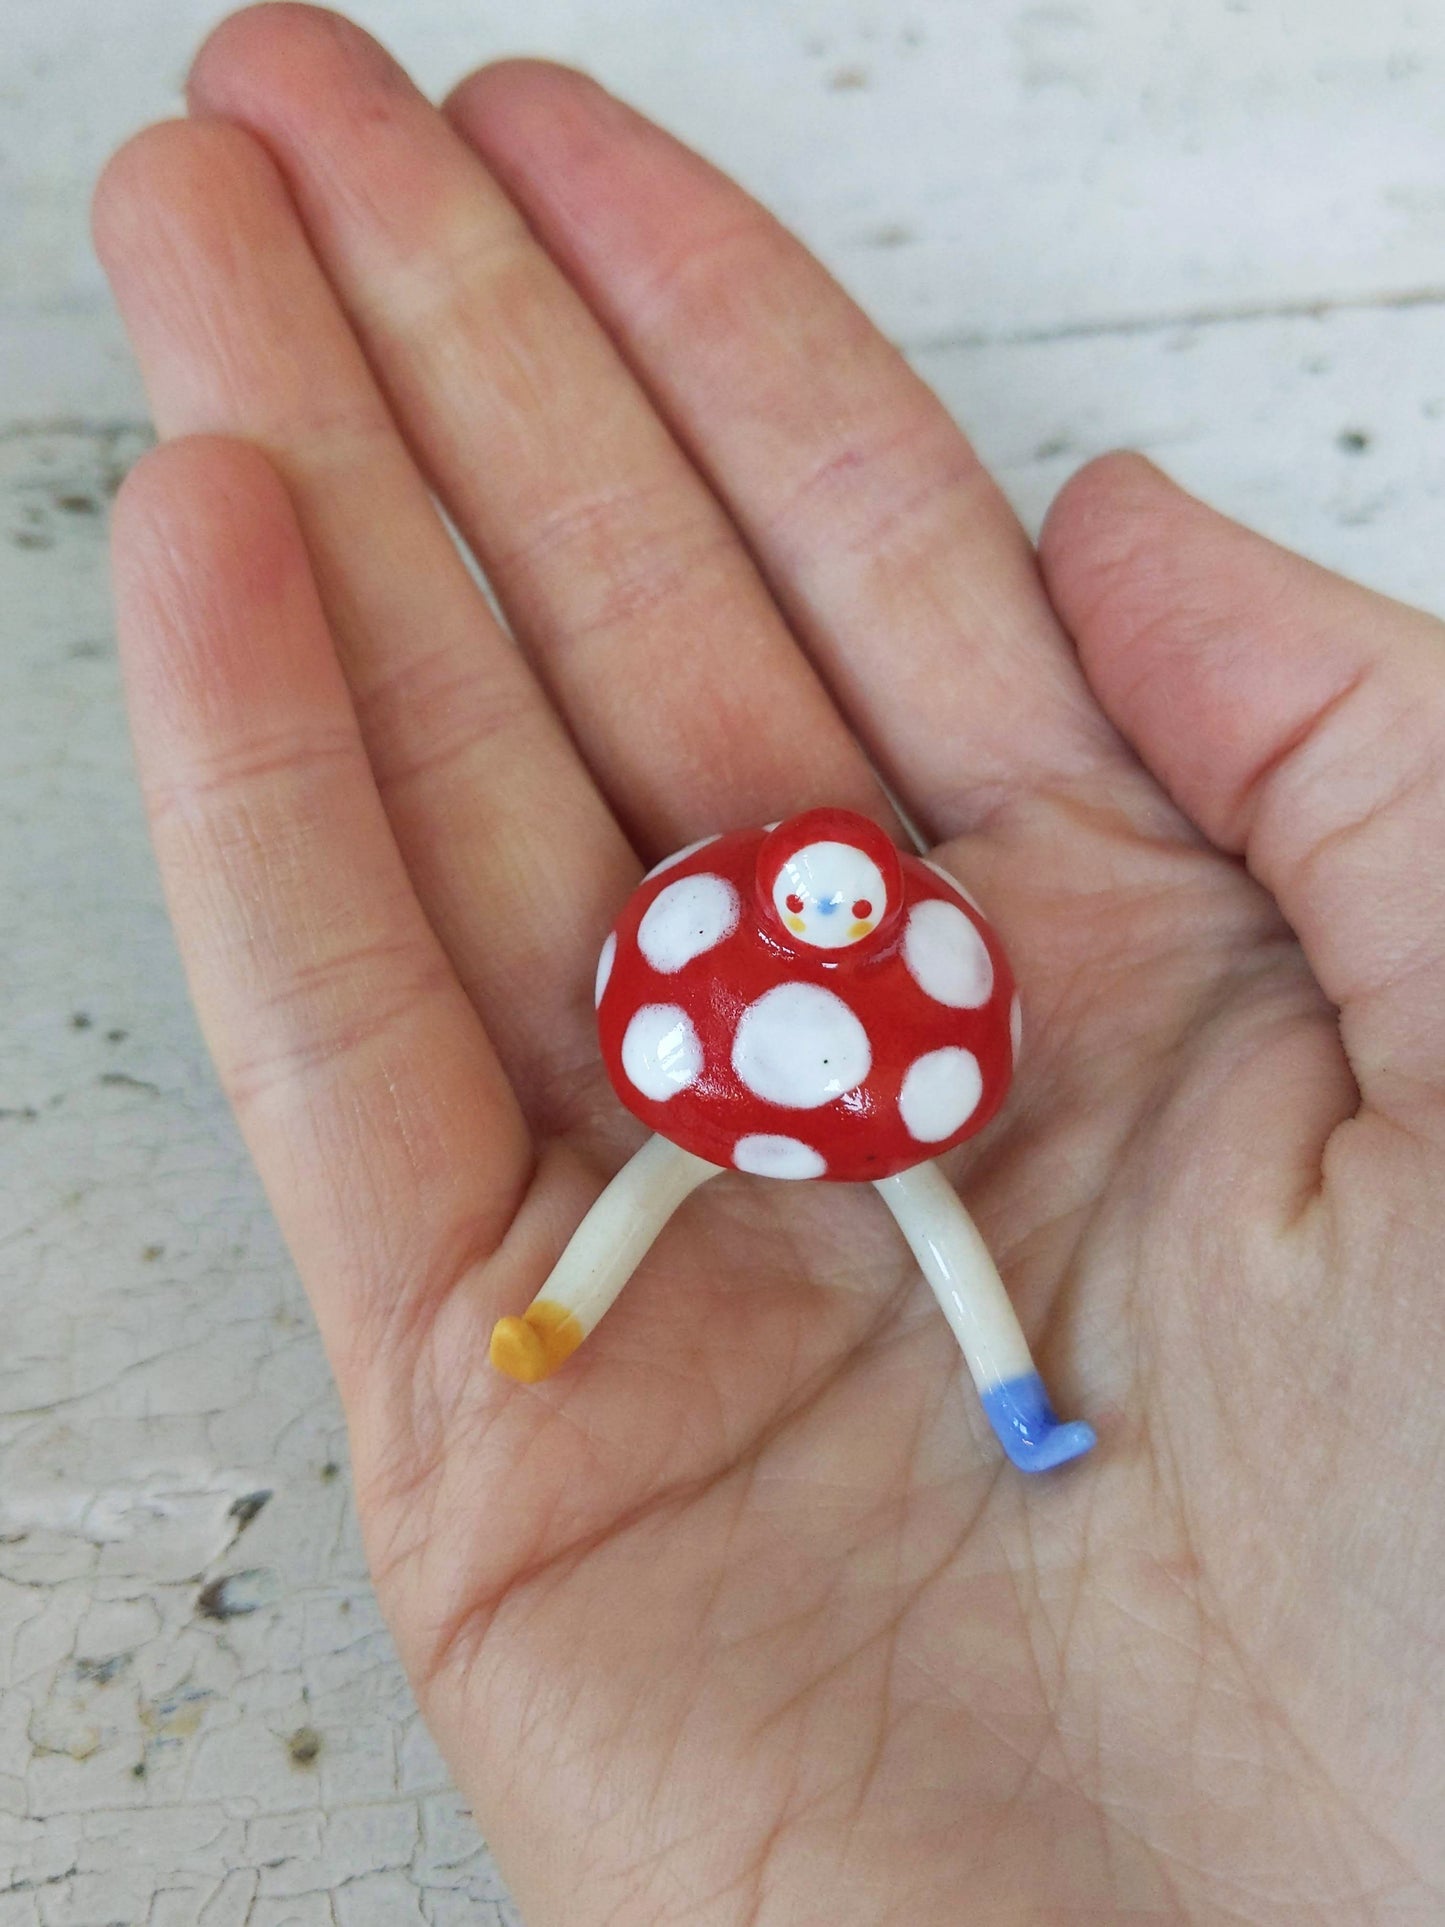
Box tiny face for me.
[772,840,887,949]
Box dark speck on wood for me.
[1337,428,1371,454]
[229,1489,272,1532]
[54,492,100,515]
[320,1460,341,1482]
[75,1653,129,1684]
[196,1569,272,1620]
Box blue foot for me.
[980,1372,1096,1473]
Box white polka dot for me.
[621,1004,703,1101]
[903,899,994,1009]
[594,932,617,1007]
[899,1048,983,1142]
[637,873,739,974]
[922,858,984,915]
[1010,991,1023,1061]
[733,1134,826,1180]
[731,983,871,1109]
[642,834,721,882]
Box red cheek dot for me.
[852,899,873,919]
[786,894,804,914]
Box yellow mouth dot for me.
[848,920,874,939]
[786,915,807,934]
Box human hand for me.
[93,8,1445,1919]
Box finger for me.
[111,435,530,1391]
[185,4,898,853]
[1039,451,1445,1126]
[92,114,633,1133]
[443,58,1147,843]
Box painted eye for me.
[785,894,804,914]
[852,899,873,919]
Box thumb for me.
[1039,452,1445,1134]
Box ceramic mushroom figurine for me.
[489,807,1095,1473]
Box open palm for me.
[95,9,1445,1920]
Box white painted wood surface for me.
[2,2,1441,1919]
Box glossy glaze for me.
[490,808,1094,1473]
[595,808,1017,1180]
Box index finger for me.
[111,435,531,1400]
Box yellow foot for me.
[489,1301,585,1383]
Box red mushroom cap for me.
[593,809,1019,1182]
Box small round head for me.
[756,808,904,954]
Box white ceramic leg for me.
[874,1162,1095,1472]
[490,1134,722,1383]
